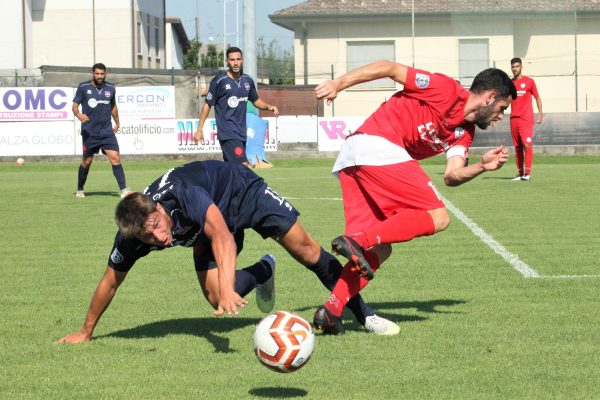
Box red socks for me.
[524,146,533,176]
[325,250,381,317]
[324,210,436,317]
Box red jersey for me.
[354,67,475,160]
[510,76,539,120]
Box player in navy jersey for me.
[73,63,131,199]
[193,47,279,166]
[55,161,398,344]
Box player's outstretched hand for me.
[315,80,339,105]
[214,291,248,317]
[54,331,92,344]
[481,145,509,171]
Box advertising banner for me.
[172,118,278,155]
[0,121,76,156]
[317,117,365,151]
[0,87,74,121]
[116,86,176,121]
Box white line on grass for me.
[441,196,540,278]
[287,196,598,279]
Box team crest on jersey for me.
[415,73,430,88]
[244,82,250,91]
[520,83,526,88]
[110,248,124,264]
[454,127,465,139]
[206,92,213,101]
[104,91,111,98]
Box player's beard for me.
[93,77,104,87]
[474,102,497,130]
[229,65,243,75]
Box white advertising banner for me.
[171,118,278,154]
[0,121,76,156]
[0,87,74,121]
[116,86,176,121]
[317,117,365,151]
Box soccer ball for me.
[16,157,25,166]
[253,311,315,373]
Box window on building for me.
[147,15,151,57]
[154,17,160,59]
[346,41,396,89]
[136,20,142,55]
[459,39,489,87]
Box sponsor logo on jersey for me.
[111,248,124,264]
[86,90,92,94]
[228,96,249,108]
[415,73,430,89]
[87,98,110,108]
[454,127,465,139]
[225,84,231,90]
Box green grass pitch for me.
[1,155,599,399]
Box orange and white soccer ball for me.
[253,311,315,373]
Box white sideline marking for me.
[441,196,540,278]
[287,196,598,279]
[538,275,600,279]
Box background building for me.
[1,0,167,69]
[270,0,600,116]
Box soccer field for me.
[1,156,599,399]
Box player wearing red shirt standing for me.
[510,57,543,181]
[312,61,517,334]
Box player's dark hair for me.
[510,57,522,65]
[92,63,107,72]
[470,68,517,100]
[115,192,157,238]
[226,47,243,58]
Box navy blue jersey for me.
[108,160,298,272]
[73,81,116,136]
[206,72,259,141]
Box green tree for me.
[256,36,294,85]
[201,44,224,72]
[183,39,202,70]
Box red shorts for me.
[339,161,445,236]
[510,118,534,147]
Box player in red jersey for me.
[311,61,517,334]
[510,57,543,181]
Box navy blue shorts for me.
[193,180,299,271]
[82,132,120,158]
[219,139,247,164]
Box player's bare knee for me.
[430,208,450,232]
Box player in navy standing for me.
[73,63,131,198]
[194,47,279,166]
[55,160,398,343]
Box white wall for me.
[0,1,27,68]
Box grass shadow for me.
[249,387,308,398]
[76,191,120,197]
[96,317,257,353]
[293,298,466,332]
